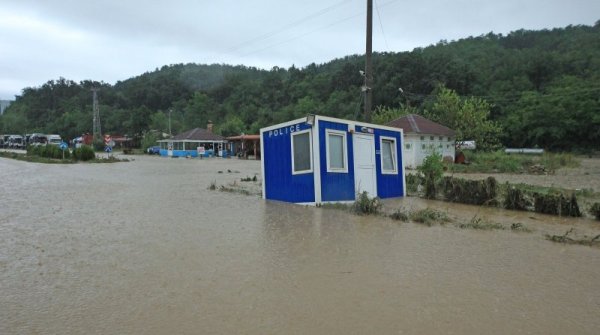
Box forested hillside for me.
[1,22,598,150]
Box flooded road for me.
[1,155,600,334]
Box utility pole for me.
[364,0,373,122]
[91,88,102,142]
[168,109,172,136]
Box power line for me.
[374,0,389,50]
[235,0,401,59]
[225,0,353,55]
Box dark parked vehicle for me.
[147,146,160,155]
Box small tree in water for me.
[419,152,444,199]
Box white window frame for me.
[325,129,348,173]
[291,129,313,175]
[380,136,398,175]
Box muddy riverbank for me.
[1,155,599,334]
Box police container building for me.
[260,115,406,205]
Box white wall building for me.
[387,114,455,169]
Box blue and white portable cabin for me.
[260,115,406,205]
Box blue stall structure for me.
[260,115,406,205]
[157,127,228,158]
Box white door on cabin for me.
[353,134,376,197]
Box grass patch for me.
[449,151,580,174]
[410,208,451,226]
[456,216,505,230]
[545,228,600,247]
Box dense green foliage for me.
[1,23,598,149]
[27,144,70,160]
[72,145,96,161]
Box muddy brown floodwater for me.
[1,155,599,334]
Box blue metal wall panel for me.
[263,122,315,203]
[374,129,405,198]
[318,120,356,202]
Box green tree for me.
[218,116,245,137]
[426,85,502,151]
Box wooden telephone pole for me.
[91,88,102,141]
[364,0,373,122]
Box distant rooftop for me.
[386,114,455,136]
[171,128,225,141]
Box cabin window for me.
[291,129,312,174]
[326,130,348,173]
[420,136,424,141]
[380,136,398,174]
[405,143,411,150]
[430,136,434,141]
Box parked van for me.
[8,135,24,149]
[47,134,62,146]
[29,133,48,146]
[2,135,10,148]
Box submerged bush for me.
[504,186,529,210]
[418,152,444,199]
[405,173,421,194]
[390,208,409,221]
[589,203,600,220]
[410,208,451,226]
[533,192,581,217]
[457,216,505,230]
[351,191,381,215]
[442,176,497,206]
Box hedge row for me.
[408,174,592,219]
[28,144,70,159]
[27,144,96,161]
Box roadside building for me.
[226,134,261,159]
[158,122,227,158]
[386,114,455,169]
[261,115,406,205]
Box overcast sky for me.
[1,0,598,100]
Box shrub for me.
[390,208,409,221]
[533,192,581,217]
[418,152,444,199]
[351,191,381,215]
[73,145,96,161]
[27,144,70,160]
[442,176,497,205]
[504,186,529,210]
[405,173,421,194]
